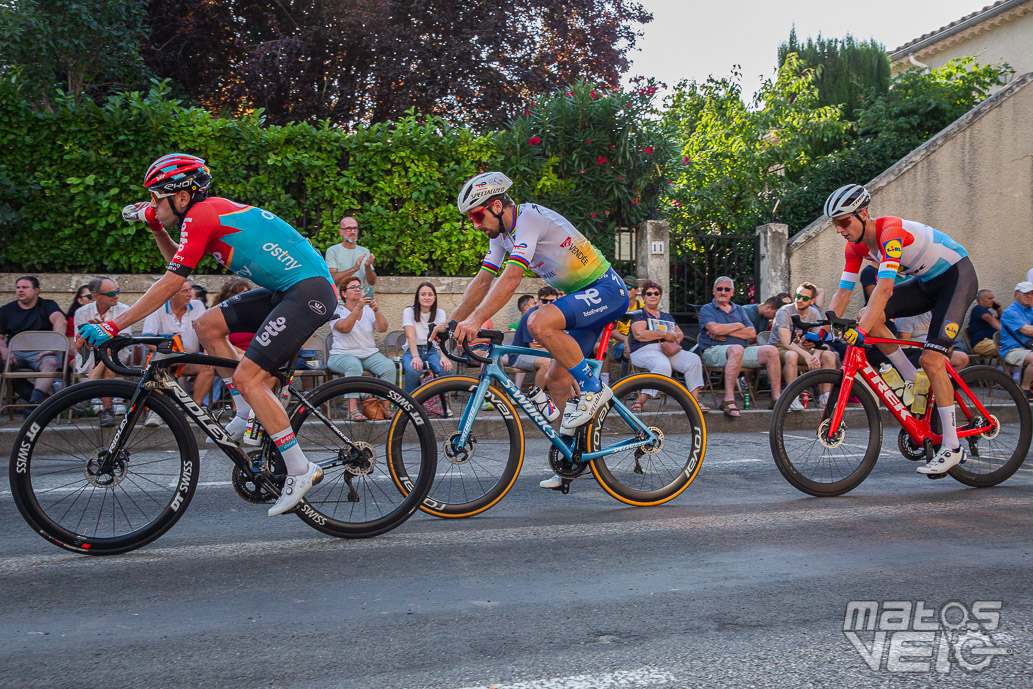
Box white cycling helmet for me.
[824,184,871,218]
[457,172,513,213]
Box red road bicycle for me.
[769,311,1031,496]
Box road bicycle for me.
[9,336,436,555]
[387,320,707,517]
[769,311,1031,496]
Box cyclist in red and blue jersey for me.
[78,154,336,516]
[825,184,978,476]
[438,172,629,458]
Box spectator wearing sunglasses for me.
[769,282,839,410]
[698,276,782,418]
[73,277,133,427]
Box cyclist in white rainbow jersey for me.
[826,184,978,476]
[440,172,629,436]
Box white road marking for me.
[455,667,678,689]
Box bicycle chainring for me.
[231,450,285,503]
[549,445,590,479]
[897,428,927,461]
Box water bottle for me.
[737,376,751,410]
[912,371,931,415]
[879,363,914,406]
[242,410,263,446]
[527,386,561,422]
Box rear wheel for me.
[289,377,436,537]
[947,366,1031,487]
[586,373,706,506]
[9,380,198,555]
[769,369,882,496]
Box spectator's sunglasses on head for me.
[795,292,814,302]
[97,289,120,297]
[644,289,662,297]
[715,286,733,292]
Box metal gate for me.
[667,231,759,322]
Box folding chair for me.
[1,331,69,419]
[292,333,329,391]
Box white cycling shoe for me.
[559,384,613,433]
[268,462,324,516]
[917,446,967,475]
[539,475,564,489]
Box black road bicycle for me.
[9,336,436,555]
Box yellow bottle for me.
[912,371,930,415]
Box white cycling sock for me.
[224,377,252,419]
[270,427,309,475]
[887,350,918,381]
[938,405,959,450]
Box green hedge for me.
[0,78,670,276]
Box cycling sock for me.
[568,359,602,393]
[887,350,918,380]
[270,427,309,475]
[938,405,959,450]
[224,378,252,419]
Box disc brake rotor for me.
[817,418,846,449]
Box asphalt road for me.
[2,431,1032,688]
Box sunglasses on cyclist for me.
[97,289,120,297]
[644,290,661,297]
[833,214,857,229]
[149,189,176,204]
[466,201,498,224]
[795,293,813,301]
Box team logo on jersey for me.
[561,237,572,249]
[308,300,327,316]
[943,321,959,339]
[883,239,903,260]
[513,242,528,252]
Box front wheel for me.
[289,377,436,538]
[9,380,199,555]
[769,369,883,497]
[948,365,1031,487]
[586,373,706,506]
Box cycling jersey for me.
[481,203,610,294]
[839,217,968,290]
[145,198,332,292]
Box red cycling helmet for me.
[144,153,212,195]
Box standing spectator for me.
[999,282,1033,400]
[698,276,782,418]
[401,282,452,392]
[508,295,537,330]
[141,280,216,422]
[743,293,791,336]
[896,311,970,371]
[73,277,132,427]
[0,275,66,410]
[610,275,645,367]
[327,277,394,419]
[968,289,1002,359]
[628,280,706,411]
[325,216,376,291]
[768,282,839,410]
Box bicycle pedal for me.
[925,472,949,480]
[559,480,571,495]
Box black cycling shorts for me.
[883,257,978,355]
[218,276,336,374]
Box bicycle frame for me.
[451,342,660,462]
[827,336,997,444]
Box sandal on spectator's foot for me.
[347,410,368,421]
[718,399,741,419]
[630,401,644,413]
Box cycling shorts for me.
[554,268,629,357]
[883,257,977,355]
[218,276,336,374]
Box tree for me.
[777,29,890,122]
[143,0,652,128]
[0,0,151,110]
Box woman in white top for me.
[327,277,394,420]
[402,282,452,392]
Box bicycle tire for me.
[586,373,706,506]
[9,380,198,555]
[391,376,524,518]
[946,365,1031,487]
[289,377,436,538]
[769,369,882,497]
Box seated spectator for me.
[0,275,66,412]
[509,303,551,390]
[212,278,254,353]
[610,275,644,367]
[191,284,209,307]
[402,282,452,392]
[743,293,791,337]
[698,276,782,418]
[768,282,839,410]
[73,277,133,427]
[968,289,1002,358]
[999,282,1033,399]
[628,280,707,411]
[508,295,537,330]
[896,311,969,371]
[328,277,395,420]
[65,285,92,368]
[141,280,216,424]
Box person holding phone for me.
[327,277,395,419]
[401,282,451,392]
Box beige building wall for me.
[788,73,1033,320]
[891,1,1033,94]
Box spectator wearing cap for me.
[999,281,1033,400]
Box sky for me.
[624,0,994,98]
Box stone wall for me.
[788,73,1033,318]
